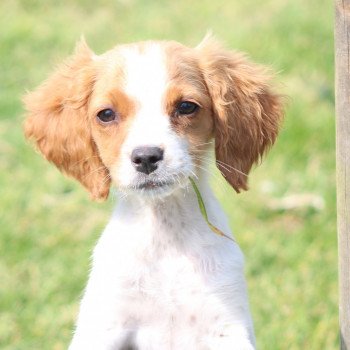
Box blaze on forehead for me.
[118,43,168,100]
[115,41,210,112]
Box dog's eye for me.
[176,101,199,116]
[97,109,117,123]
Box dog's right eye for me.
[176,101,199,116]
[97,109,117,123]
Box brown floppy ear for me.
[24,40,110,200]
[197,37,283,192]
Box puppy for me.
[24,36,283,349]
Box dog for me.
[24,36,283,349]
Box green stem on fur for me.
[189,177,235,242]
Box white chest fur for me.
[69,184,255,350]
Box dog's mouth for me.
[117,169,190,197]
[135,179,175,191]
[123,173,187,197]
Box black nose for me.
[131,146,164,175]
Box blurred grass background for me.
[0,0,336,349]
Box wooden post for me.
[335,1,350,349]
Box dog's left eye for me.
[97,108,117,123]
[176,101,199,116]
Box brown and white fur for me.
[24,37,283,350]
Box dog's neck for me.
[107,172,233,253]
[113,174,221,234]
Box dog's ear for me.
[24,39,111,200]
[197,37,283,192]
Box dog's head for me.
[24,37,283,200]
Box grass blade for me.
[189,177,235,242]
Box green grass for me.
[0,0,336,349]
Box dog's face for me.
[90,42,214,198]
[24,38,283,200]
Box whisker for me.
[100,173,111,187]
[193,164,226,192]
[189,170,199,180]
[81,166,109,180]
[70,155,116,168]
[191,140,214,148]
[187,157,228,191]
[192,154,248,177]
[215,159,248,177]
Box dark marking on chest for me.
[119,331,138,350]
